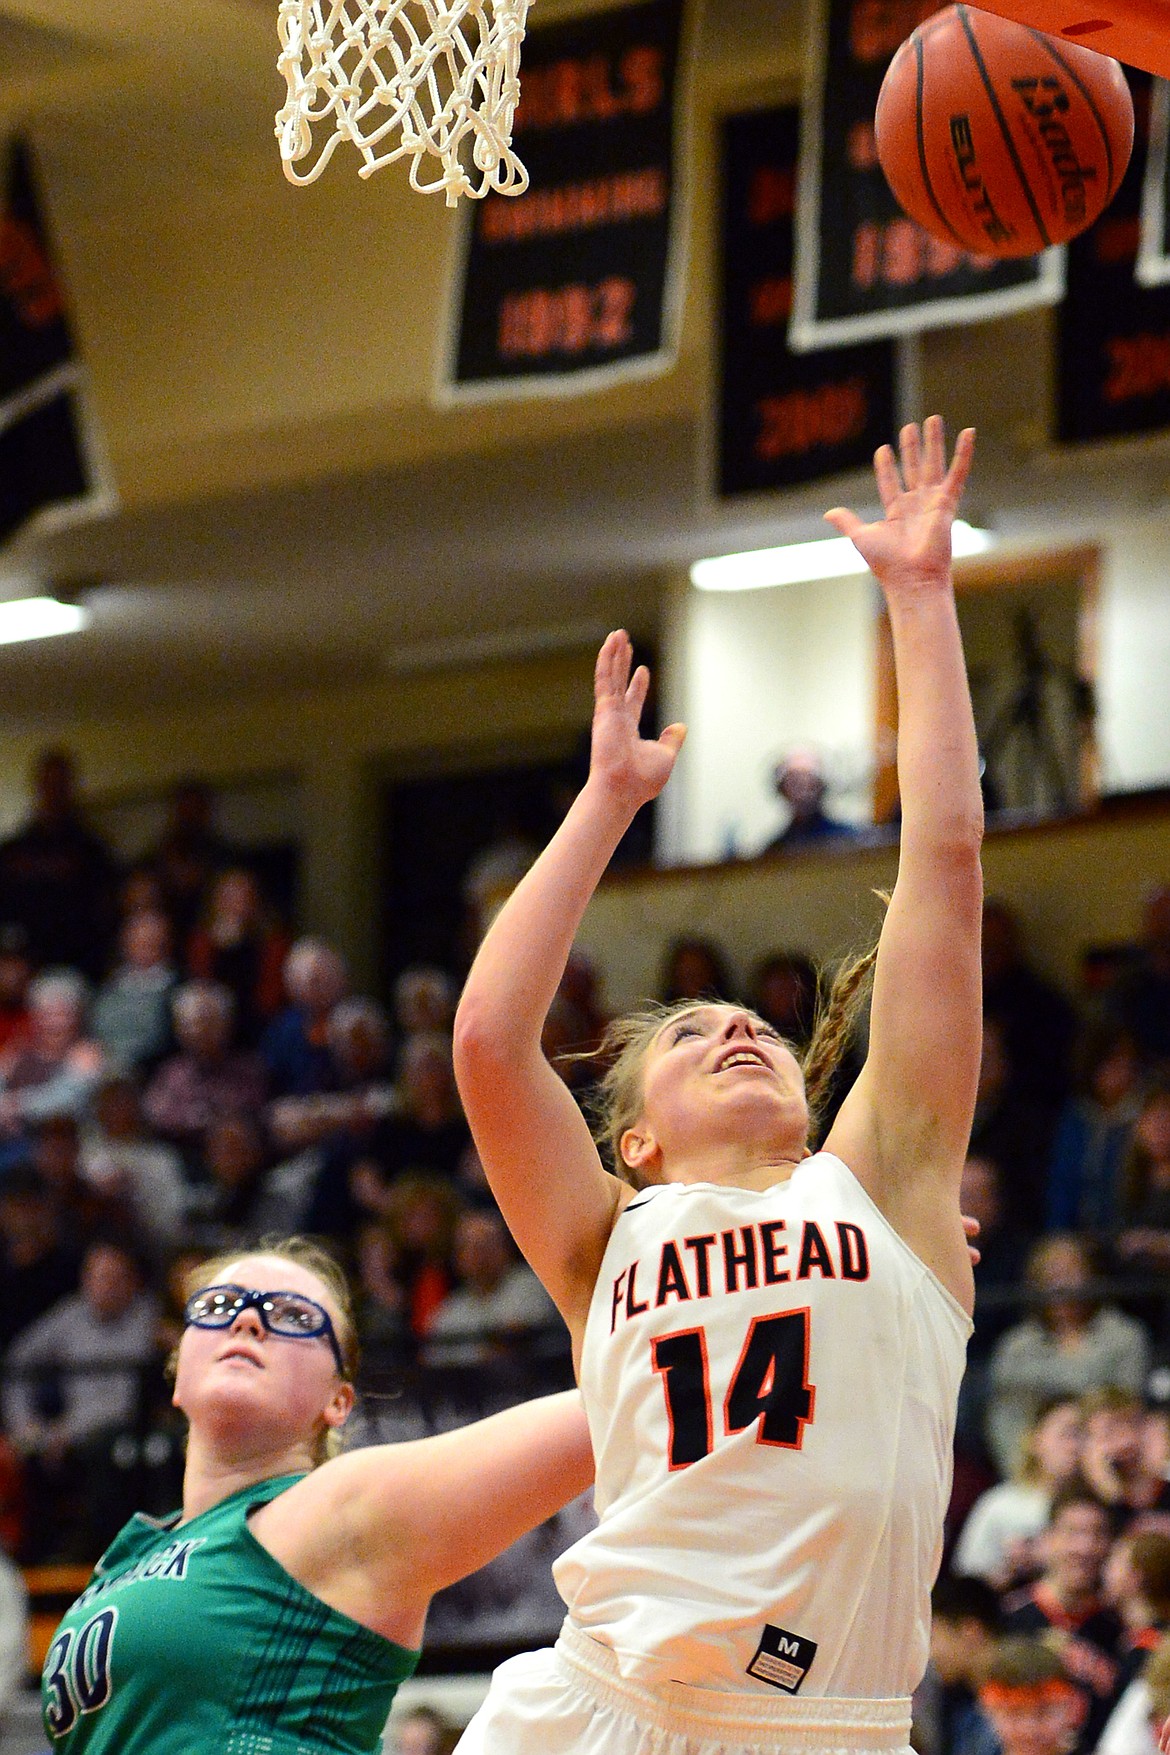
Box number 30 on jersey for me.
[652,1308,816,1468]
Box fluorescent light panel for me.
[0,597,88,645]
[691,522,993,592]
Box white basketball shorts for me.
[454,1621,913,1755]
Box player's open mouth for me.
[714,1048,770,1072]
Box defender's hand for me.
[588,630,686,815]
[824,417,975,595]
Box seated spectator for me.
[1097,1628,1170,1755]
[1105,1529,1170,1699]
[3,1237,160,1559]
[970,1016,1062,1237]
[182,1113,287,1254]
[91,908,177,1073]
[749,950,819,1048]
[987,1233,1149,1477]
[982,897,1079,1111]
[424,1209,561,1367]
[0,923,31,1055]
[393,965,457,1040]
[1080,1387,1170,1521]
[117,860,167,923]
[0,746,119,981]
[1115,1083,1170,1277]
[186,866,290,1046]
[1047,1022,1143,1235]
[954,1396,1084,1590]
[1002,1483,1123,1750]
[975,1637,1087,1755]
[367,1174,462,1341]
[958,1153,1031,1461]
[0,969,106,1134]
[29,1114,132,1246]
[352,1220,409,1361]
[1107,884,1170,1074]
[917,1573,1002,1755]
[261,937,348,1097]
[761,747,859,852]
[0,1166,81,1352]
[148,776,236,947]
[79,1076,188,1263]
[143,981,267,1156]
[659,936,735,1006]
[268,997,396,1156]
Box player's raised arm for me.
[452,633,686,1334]
[822,418,983,1302]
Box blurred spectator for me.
[762,748,859,852]
[1105,1529,1170,1697]
[0,1166,80,1351]
[372,1175,461,1340]
[143,981,267,1154]
[0,969,106,1134]
[148,777,236,946]
[1079,1387,1170,1521]
[424,1210,560,1367]
[388,1705,460,1755]
[956,1153,1031,1468]
[462,812,539,948]
[261,938,348,1097]
[1115,1084,1170,1277]
[975,1637,1087,1755]
[352,1221,408,1360]
[749,951,819,1048]
[187,866,290,1046]
[118,862,168,924]
[183,1113,281,1254]
[1107,884,1170,1072]
[981,898,1079,1110]
[1047,1022,1143,1235]
[393,966,457,1040]
[970,1019,1064,1236]
[269,998,395,1157]
[0,747,119,980]
[80,1076,187,1262]
[91,908,177,1073]
[30,1114,133,1246]
[954,1396,1084,1590]
[1001,1483,1122,1749]
[659,937,735,1007]
[1097,1629,1170,1755]
[540,952,609,1104]
[0,925,31,1055]
[917,1573,1002,1755]
[987,1233,1149,1477]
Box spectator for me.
[0,968,106,1134]
[186,866,290,1046]
[388,1705,461,1755]
[461,811,540,948]
[0,747,119,980]
[147,777,236,947]
[1108,884,1170,1073]
[268,998,395,1156]
[959,1154,1031,1428]
[975,1637,1086,1755]
[658,936,734,1006]
[1047,1022,1143,1235]
[182,1113,281,1253]
[260,937,348,1097]
[1097,1629,1170,1755]
[981,898,1079,1110]
[1079,1387,1170,1521]
[954,1396,1084,1590]
[352,1221,408,1361]
[970,1018,1061,1235]
[373,1174,462,1340]
[761,747,859,852]
[1002,1483,1123,1749]
[917,1573,1001,1755]
[143,981,267,1155]
[91,908,178,1073]
[0,924,31,1055]
[424,1209,561,1367]
[393,966,457,1040]
[29,1114,132,1246]
[987,1233,1149,1477]
[1115,1083,1170,1278]
[0,1166,80,1351]
[1105,1529,1170,1698]
[749,950,819,1048]
[79,1076,188,1263]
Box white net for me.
[275,0,533,202]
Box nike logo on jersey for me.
[610,1218,870,1332]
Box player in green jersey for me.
[42,1235,593,1754]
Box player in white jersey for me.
[451,417,982,1755]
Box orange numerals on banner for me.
[514,48,665,132]
[748,276,793,326]
[849,0,940,62]
[1102,332,1170,402]
[0,215,62,328]
[755,381,869,459]
[747,166,796,227]
[497,277,637,359]
[852,217,986,288]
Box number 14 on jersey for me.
[651,1309,816,1469]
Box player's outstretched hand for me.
[823,416,974,596]
[589,631,686,816]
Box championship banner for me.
[719,106,896,495]
[1137,77,1170,284]
[1058,71,1170,441]
[790,0,1062,348]
[440,0,688,401]
[0,141,111,545]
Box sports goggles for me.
[184,1284,345,1374]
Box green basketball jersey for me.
[41,1473,419,1754]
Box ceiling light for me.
[0,596,88,645]
[690,522,994,592]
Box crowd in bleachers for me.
[0,741,1169,1748]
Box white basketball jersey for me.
[553,1152,972,1699]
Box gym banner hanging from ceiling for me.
[790,0,1063,347]
[439,0,689,401]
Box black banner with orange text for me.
[441,0,687,400]
[720,107,895,494]
[790,0,1061,347]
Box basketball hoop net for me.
[275,0,532,203]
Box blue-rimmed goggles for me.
[184,1284,345,1374]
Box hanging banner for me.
[790,0,1062,348]
[1057,71,1170,441]
[719,106,896,495]
[439,0,688,401]
[1137,77,1170,285]
[0,141,112,546]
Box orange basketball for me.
[875,3,1133,257]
